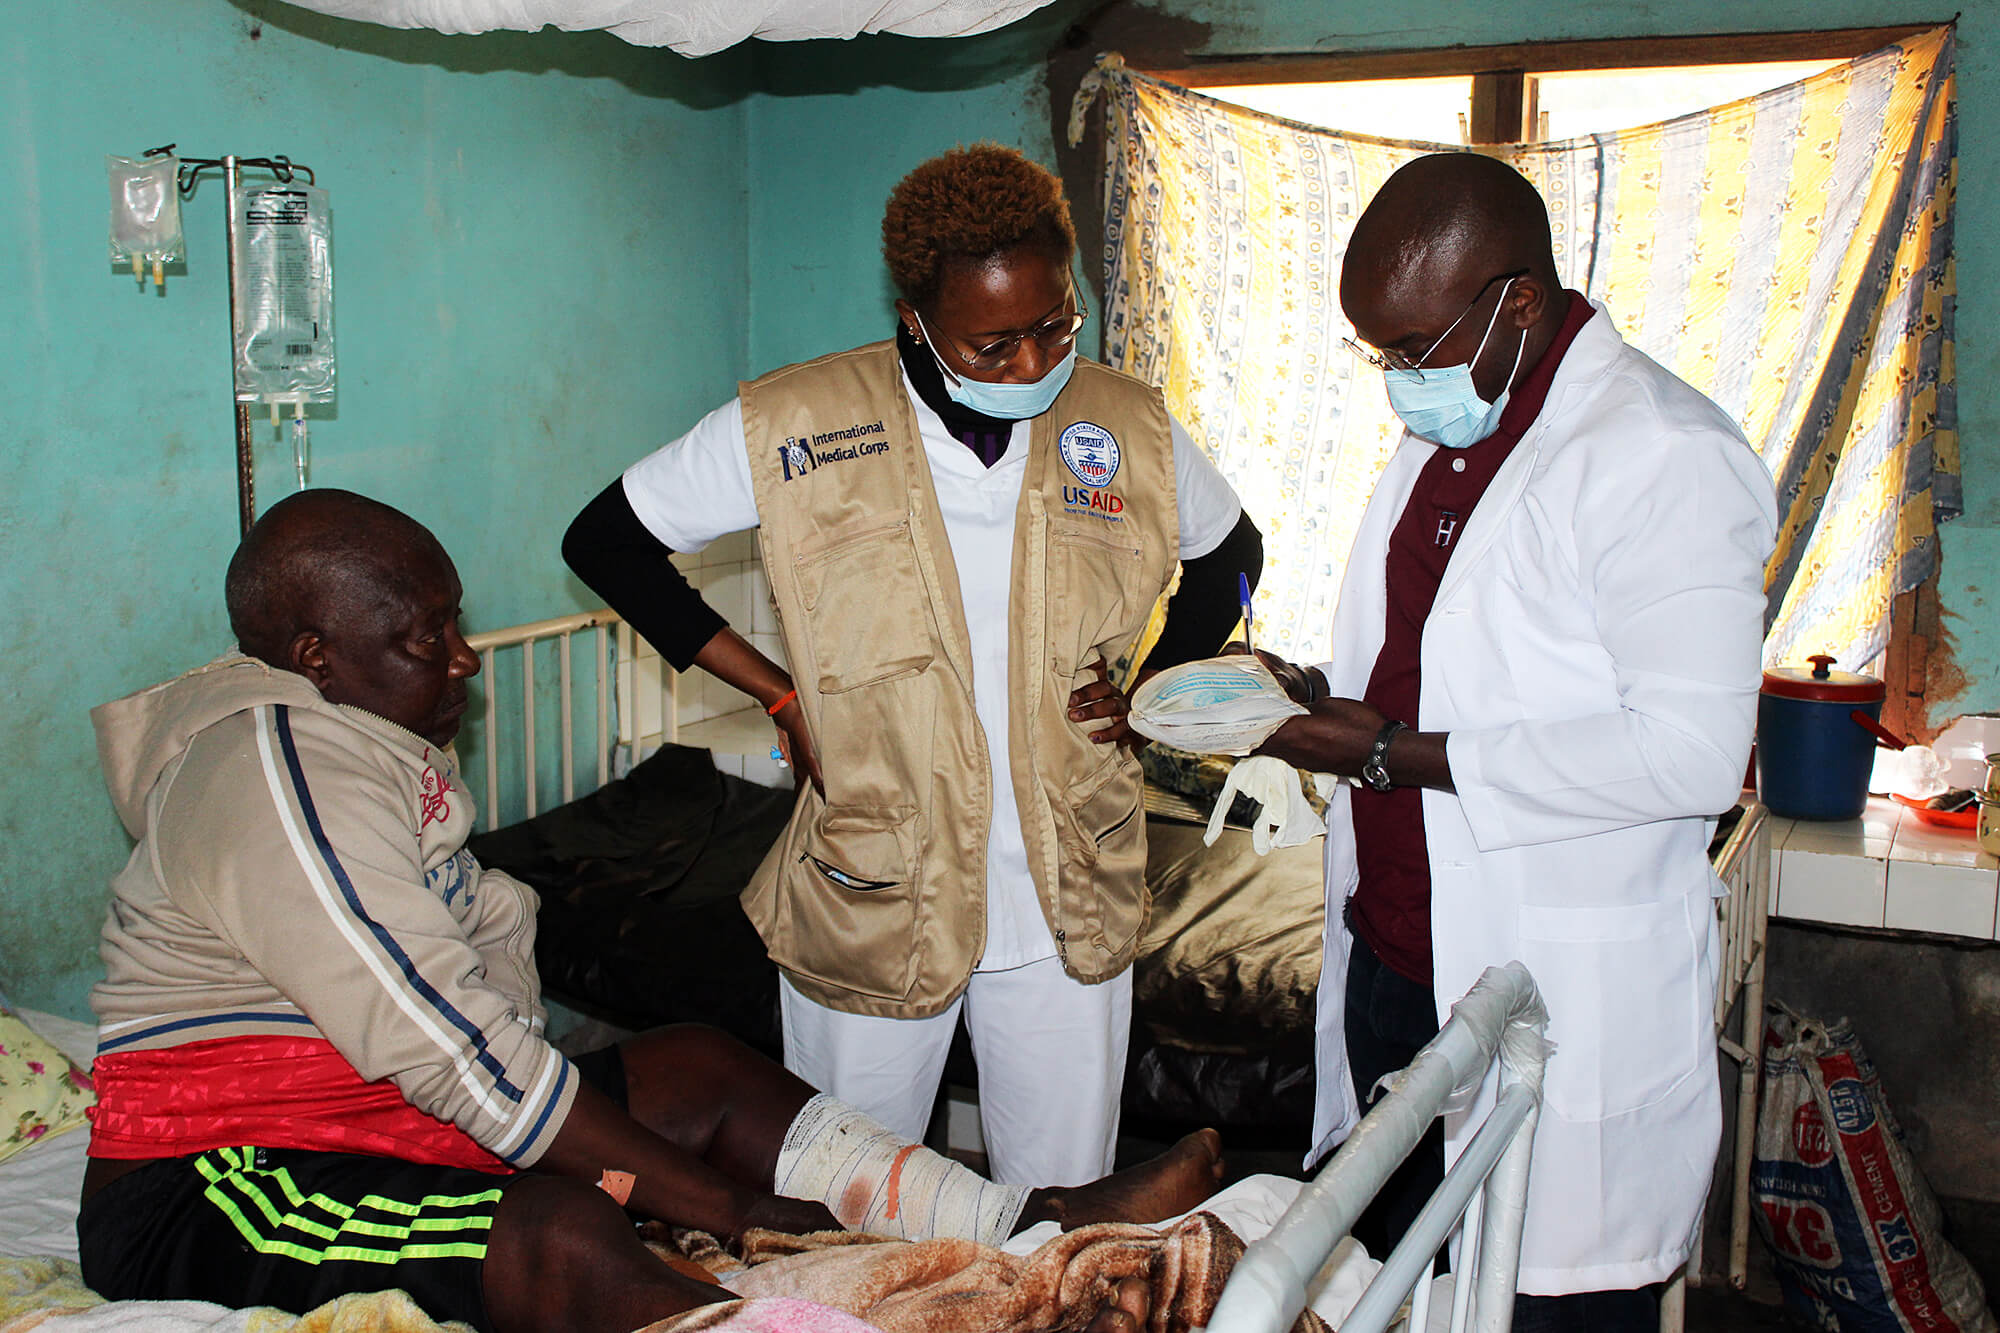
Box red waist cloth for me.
[88,1034,509,1174]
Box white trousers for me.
[780,956,1131,1188]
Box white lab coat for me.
[1308,302,1778,1293]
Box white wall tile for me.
[707,529,757,565]
[1885,862,1999,938]
[1773,848,1886,929]
[678,666,712,725]
[705,562,754,632]
[1888,815,1996,870]
[751,631,789,670]
[1781,804,1899,858]
[739,750,791,789]
[751,564,780,636]
[619,653,672,742]
[703,671,754,718]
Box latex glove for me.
[1204,755,1326,854]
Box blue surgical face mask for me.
[915,312,1078,421]
[1382,278,1527,449]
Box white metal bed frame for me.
[1661,802,1774,1330]
[463,608,658,831]
[1204,962,1550,1333]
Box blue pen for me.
[1238,572,1255,657]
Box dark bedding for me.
[469,744,1326,1132]
[468,744,795,1054]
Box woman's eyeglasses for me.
[929,290,1089,373]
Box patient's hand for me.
[737,1193,842,1238]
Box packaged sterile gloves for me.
[1128,655,1308,757]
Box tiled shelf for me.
[1767,796,2000,940]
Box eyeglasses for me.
[1342,268,1530,383]
[925,287,1089,373]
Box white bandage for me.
[771,1094,1030,1247]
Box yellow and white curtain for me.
[1076,27,1957,670]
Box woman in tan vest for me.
[566,145,1262,1188]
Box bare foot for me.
[1018,1128,1225,1232]
[1086,1275,1152,1333]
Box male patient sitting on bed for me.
[78,488,1222,1333]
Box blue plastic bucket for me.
[1757,655,1889,821]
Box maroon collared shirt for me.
[1348,291,1596,986]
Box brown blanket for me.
[642,1214,1328,1333]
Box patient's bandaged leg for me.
[773,1094,1029,1246]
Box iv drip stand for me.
[223,156,254,538]
[145,146,318,537]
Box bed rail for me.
[1202,963,1549,1333]
[463,609,648,831]
[1662,802,1772,1331]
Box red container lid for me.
[1762,654,1887,703]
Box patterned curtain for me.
[1074,27,1957,671]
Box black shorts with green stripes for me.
[77,1145,513,1330]
[75,1049,630,1328]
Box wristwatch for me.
[1361,720,1408,793]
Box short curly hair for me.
[882,144,1077,306]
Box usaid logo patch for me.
[1059,421,1121,487]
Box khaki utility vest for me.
[739,341,1178,1017]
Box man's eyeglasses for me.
[1342,268,1530,383]
[926,287,1089,374]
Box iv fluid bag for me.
[230,181,335,403]
[108,155,185,266]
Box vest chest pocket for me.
[794,518,937,693]
[1047,523,1150,674]
[773,804,923,1000]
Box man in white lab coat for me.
[1254,153,1777,1331]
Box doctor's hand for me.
[1070,657,1141,750]
[1222,641,1326,706]
[1256,698,1459,793]
[1255,697,1384,776]
[771,695,824,797]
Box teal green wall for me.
[1,0,751,1016]
[8,0,1995,1019]
[745,0,2000,706]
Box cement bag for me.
[1128,656,1307,756]
[1753,1005,1997,1333]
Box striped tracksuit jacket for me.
[89,653,577,1168]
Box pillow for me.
[0,1008,94,1163]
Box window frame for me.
[1151,26,1937,144]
